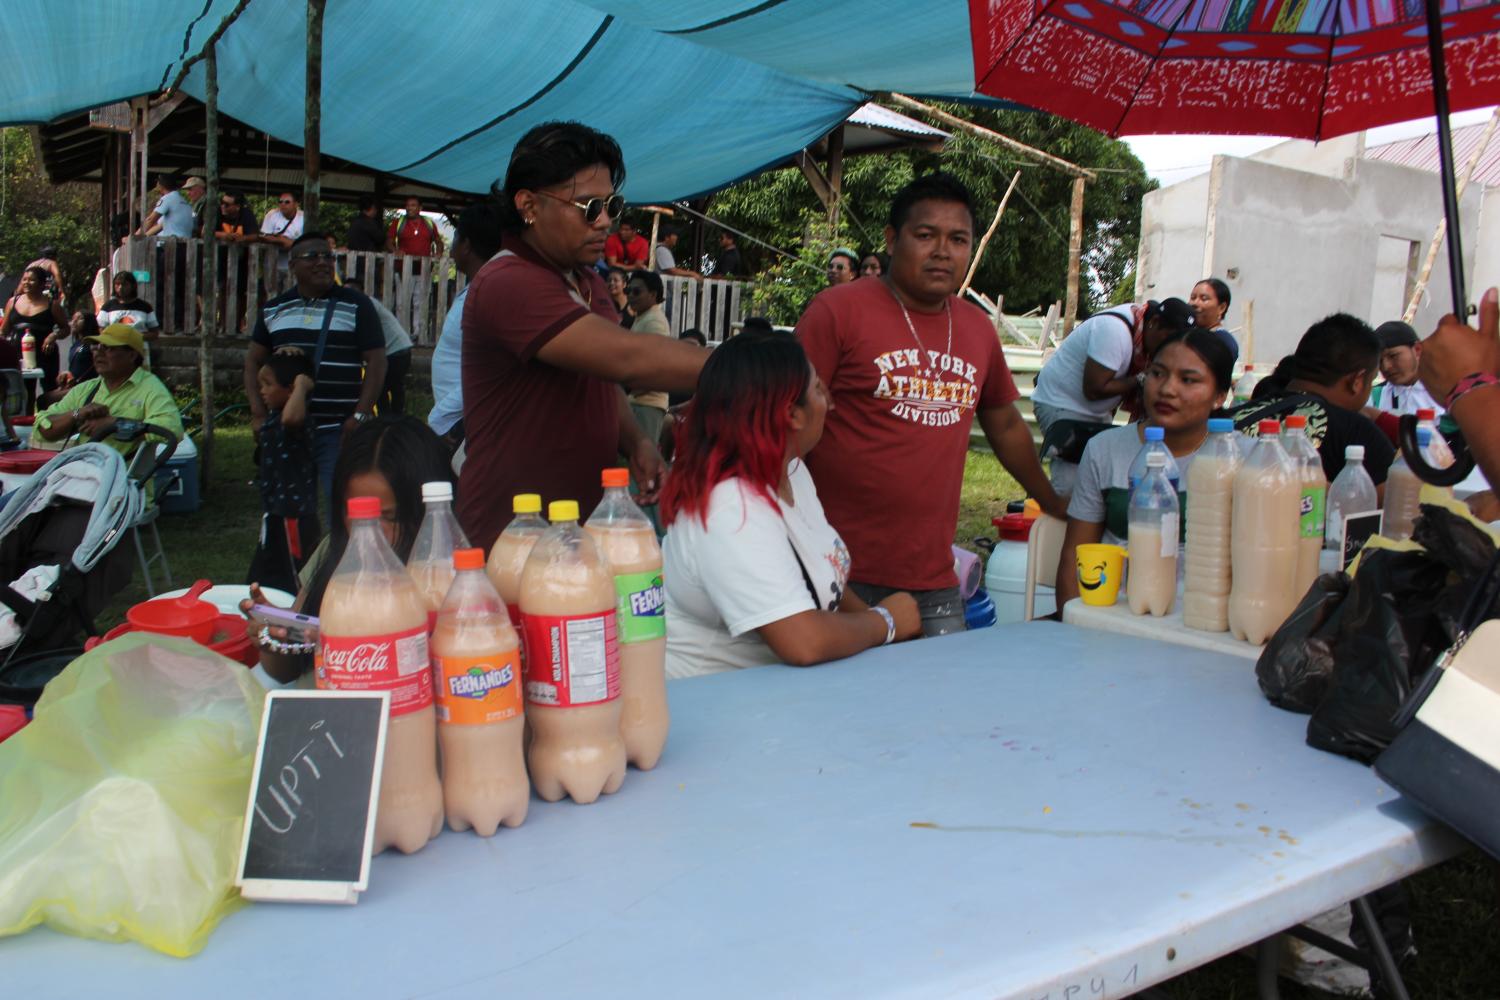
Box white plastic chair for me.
[1023,514,1066,621]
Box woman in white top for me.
[660,329,920,678]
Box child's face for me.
[257,366,291,411]
[344,470,400,549]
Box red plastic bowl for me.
[86,614,259,667]
[0,449,55,475]
[126,579,219,643]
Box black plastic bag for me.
[1255,573,1349,713]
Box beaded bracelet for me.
[1444,371,1500,412]
[256,625,316,657]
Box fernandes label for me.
[521,611,620,707]
[317,625,432,716]
[434,649,522,725]
[613,570,665,644]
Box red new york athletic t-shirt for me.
[797,278,1019,591]
[458,238,620,552]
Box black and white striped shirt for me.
[253,286,383,428]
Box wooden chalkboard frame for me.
[235,690,390,905]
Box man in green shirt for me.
[35,324,184,477]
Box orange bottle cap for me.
[453,548,484,571]
[601,468,630,488]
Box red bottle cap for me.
[601,467,630,488]
[453,548,485,571]
[1416,408,1435,421]
[1284,415,1306,429]
[347,496,382,519]
[1258,419,1281,435]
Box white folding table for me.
[0,623,1463,998]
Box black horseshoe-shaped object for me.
[1396,413,1474,487]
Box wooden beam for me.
[303,0,326,229]
[795,150,834,210]
[1063,176,1086,334]
[960,169,1022,296]
[200,43,220,486]
[1403,107,1498,322]
[826,124,845,232]
[883,92,1095,180]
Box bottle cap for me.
[1257,419,1280,435]
[1416,408,1436,421]
[347,496,381,519]
[549,500,580,522]
[1284,415,1306,429]
[1416,427,1432,445]
[1144,426,1165,441]
[453,548,485,571]
[421,481,453,503]
[513,493,542,514]
[1207,417,1235,433]
[1345,445,1365,460]
[1146,452,1166,468]
[1243,364,1254,372]
[601,467,630,489]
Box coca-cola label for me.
[317,625,432,715]
[521,611,620,708]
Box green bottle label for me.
[1300,485,1326,539]
[614,570,665,644]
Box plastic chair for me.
[1022,514,1066,621]
[130,503,172,598]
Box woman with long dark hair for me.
[456,120,707,552]
[0,266,64,383]
[659,330,919,678]
[1188,277,1239,362]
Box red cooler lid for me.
[993,512,1035,542]
[0,449,56,474]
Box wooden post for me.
[883,93,1094,180]
[960,170,1022,296]
[1063,176,1086,334]
[199,43,220,486]
[1403,108,1498,322]
[303,0,326,230]
[1243,300,1255,367]
[826,124,845,234]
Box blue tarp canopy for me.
[0,1,981,201]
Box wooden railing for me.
[124,237,754,347]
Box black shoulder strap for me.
[311,297,340,371]
[785,536,821,608]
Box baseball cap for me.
[1375,320,1418,350]
[86,323,147,363]
[1154,297,1195,336]
[182,176,207,189]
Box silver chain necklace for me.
[883,278,952,359]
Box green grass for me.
[122,430,1497,998]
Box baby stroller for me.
[0,422,179,670]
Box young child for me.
[247,348,321,594]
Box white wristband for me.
[870,606,896,645]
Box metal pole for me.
[200,43,220,487]
[303,0,326,230]
[1423,0,1467,315]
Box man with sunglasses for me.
[604,217,650,273]
[245,231,386,513]
[258,191,305,285]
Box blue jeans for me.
[313,424,344,519]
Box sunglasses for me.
[292,250,337,262]
[535,189,624,224]
[279,199,296,205]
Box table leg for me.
[1352,895,1412,1000]
[1255,937,1282,1000]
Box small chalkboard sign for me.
[1340,509,1382,571]
[235,690,389,904]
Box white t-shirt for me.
[1031,305,1138,420]
[663,461,851,679]
[369,297,413,353]
[655,244,675,272]
[260,209,305,269]
[1374,379,1442,419]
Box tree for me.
[707,105,1156,325]
[0,127,99,307]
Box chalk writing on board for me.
[1027,962,1138,1000]
[254,719,346,834]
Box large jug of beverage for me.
[20,332,36,371]
[408,480,470,628]
[1182,418,1241,631]
[1382,428,1438,542]
[486,494,548,628]
[1324,445,1379,551]
[1281,415,1327,595]
[519,500,625,804]
[318,496,443,854]
[1127,451,1179,617]
[1228,420,1300,645]
[1127,425,1180,490]
[432,547,528,836]
[585,468,669,771]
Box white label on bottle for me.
[1160,512,1178,558]
[564,616,610,704]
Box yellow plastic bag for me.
[0,633,266,957]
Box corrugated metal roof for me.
[1365,121,1500,189]
[847,102,948,139]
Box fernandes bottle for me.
[585,468,669,770]
[519,500,625,804]
[486,494,548,630]
[432,548,528,836]
[1228,420,1300,645]
[318,496,442,854]
[1281,415,1327,596]
[408,481,470,629]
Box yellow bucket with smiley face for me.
[1076,544,1126,606]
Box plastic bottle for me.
[1228,420,1301,645]
[486,494,548,628]
[1127,452,1179,617]
[432,548,528,836]
[20,332,36,371]
[584,468,669,771]
[1182,417,1241,632]
[1324,445,1379,551]
[519,500,625,804]
[408,481,471,629]
[318,496,443,854]
[1415,408,1454,469]
[1381,428,1434,542]
[1281,415,1327,596]
[1232,364,1259,405]
[1127,425,1181,490]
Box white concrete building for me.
[1135,123,1497,367]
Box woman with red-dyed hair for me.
[660,329,919,678]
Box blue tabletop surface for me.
[1,622,1462,999]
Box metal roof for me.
[1365,121,1500,190]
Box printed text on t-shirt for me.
[872,348,980,427]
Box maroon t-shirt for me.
[796,278,1020,591]
[457,239,620,552]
